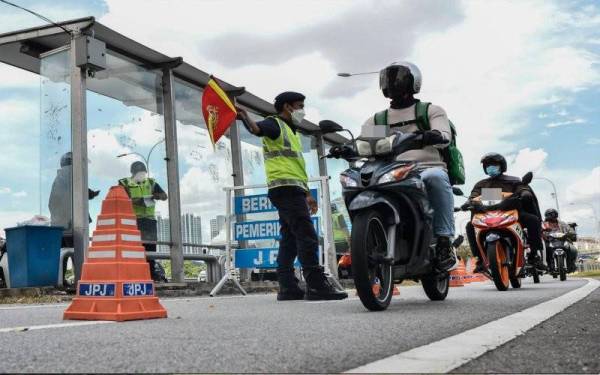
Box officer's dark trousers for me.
[137,218,159,279]
[465,211,543,259]
[268,186,319,274]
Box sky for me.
[0,0,598,238]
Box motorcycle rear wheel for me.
[487,242,510,291]
[351,210,393,311]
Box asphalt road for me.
[0,276,595,373]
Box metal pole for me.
[320,176,343,290]
[229,120,249,281]
[534,177,560,212]
[162,69,184,283]
[316,135,339,279]
[70,33,89,283]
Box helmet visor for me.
[379,65,413,95]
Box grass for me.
[574,270,600,278]
[0,295,71,305]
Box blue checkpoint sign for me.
[122,282,154,297]
[235,248,301,269]
[235,217,319,241]
[78,283,116,297]
[234,189,318,214]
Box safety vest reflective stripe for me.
[262,116,309,190]
[264,149,303,159]
[118,177,156,218]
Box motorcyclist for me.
[464,153,545,273]
[360,61,456,271]
[542,208,578,272]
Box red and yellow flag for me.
[202,77,237,147]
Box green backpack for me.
[374,101,465,185]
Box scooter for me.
[320,120,462,311]
[457,172,545,291]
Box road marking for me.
[0,303,70,310]
[347,278,600,374]
[0,321,115,333]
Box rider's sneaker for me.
[436,236,457,271]
[303,266,348,301]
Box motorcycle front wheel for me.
[557,254,567,281]
[487,242,510,291]
[351,210,393,311]
[422,272,449,301]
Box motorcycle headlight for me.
[340,174,358,187]
[378,165,415,184]
[550,232,565,239]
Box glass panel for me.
[40,49,72,234]
[86,51,169,250]
[174,78,232,252]
[325,144,352,256]
[0,64,42,235]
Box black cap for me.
[130,161,147,174]
[274,91,305,112]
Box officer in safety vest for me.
[118,161,168,282]
[237,92,348,301]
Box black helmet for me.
[544,208,559,221]
[379,61,422,98]
[60,152,72,167]
[481,152,507,173]
[130,161,147,174]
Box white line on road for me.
[347,278,600,374]
[0,321,115,333]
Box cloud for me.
[587,138,600,145]
[0,187,11,194]
[546,118,586,128]
[508,148,548,177]
[566,166,600,205]
[12,191,27,198]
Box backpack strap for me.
[374,110,388,125]
[415,101,431,131]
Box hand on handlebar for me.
[422,130,446,147]
[328,145,355,159]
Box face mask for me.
[485,165,501,177]
[290,108,306,125]
[133,172,147,183]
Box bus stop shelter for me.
[0,17,349,283]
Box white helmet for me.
[379,61,422,98]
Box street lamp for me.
[337,71,379,77]
[116,138,165,176]
[533,176,560,212]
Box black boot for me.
[302,266,348,301]
[473,258,486,274]
[276,271,305,301]
[528,251,546,270]
[436,236,457,271]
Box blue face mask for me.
[485,165,501,177]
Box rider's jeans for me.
[420,167,455,238]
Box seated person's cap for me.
[130,161,147,174]
[274,91,305,112]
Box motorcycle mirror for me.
[452,187,465,196]
[568,222,578,228]
[319,120,344,134]
[521,171,533,185]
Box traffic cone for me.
[449,260,465,287]
[64,186,167,321]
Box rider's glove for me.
[421,130,446,147]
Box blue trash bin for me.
[5,225,63,288]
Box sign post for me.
[209,178,340,297]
